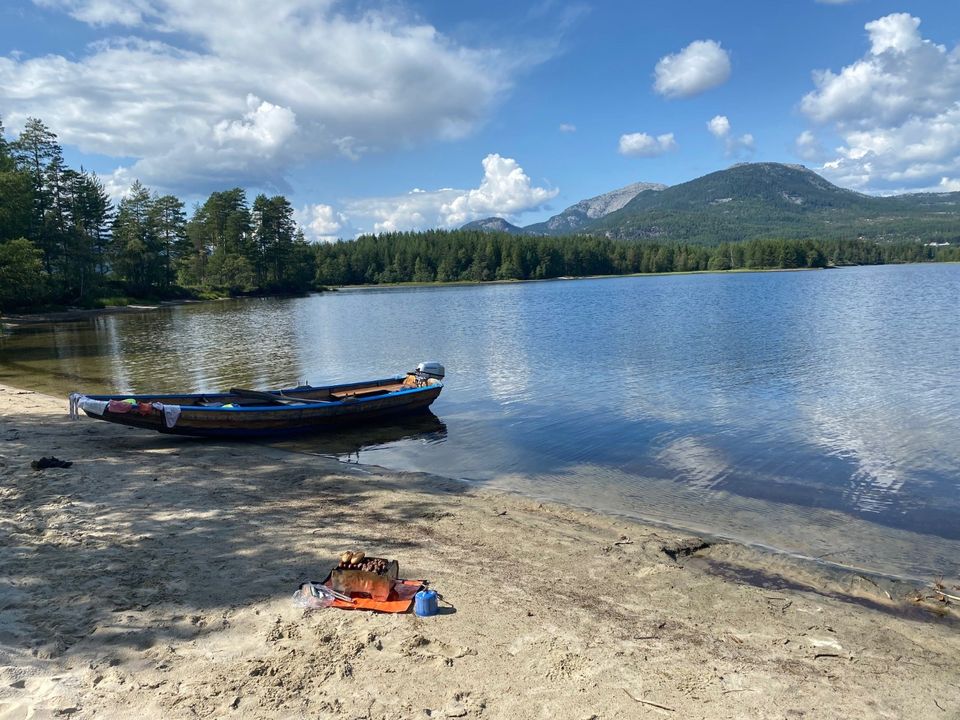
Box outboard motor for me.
[416,361,445,383]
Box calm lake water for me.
[3,264,959,581]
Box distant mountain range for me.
[462,163,960,244]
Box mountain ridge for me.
[463,163,960,244]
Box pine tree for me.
[11,118,63,274]
[0,116,33,244]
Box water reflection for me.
[275,412,447,462]
[2,265,959,580]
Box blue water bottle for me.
[414,588,438,617]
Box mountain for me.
[460,217,531,235]
[587,163,960,244]
[462,163,960,245]
[525,181,666,235]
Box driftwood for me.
[622,689,674,712]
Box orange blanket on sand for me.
[324,578,424,613]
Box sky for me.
[1,0,959,240]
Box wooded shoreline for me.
[3,116,960,313]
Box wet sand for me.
[1,384,958,719]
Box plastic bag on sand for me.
[292,582,336,609]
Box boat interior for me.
[184,377,415,408]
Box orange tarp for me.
[323,578,424,613]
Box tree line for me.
[0,116,314,311]
[2,115,959,312]
[314,230,960,286]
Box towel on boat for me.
[152,402,181,429]
[68,393,109,419]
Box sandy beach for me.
[0,384,958,719]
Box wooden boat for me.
[68,362,445,438]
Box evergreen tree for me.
[111,181,159,294]
[149,194,187,289]
[0,116,33,244]
[69,170,113,283]
[252,194,296,289]
[0,238,46,310]
[11,118,63,275]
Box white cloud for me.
[343,153,558,233]
[705,115,754,157]
[212,95,297,154]
[795,130,824,161]
[618,132,677,157]
[653,40,731,99]
[799,13,960,191]
[0,1,523,194]
[864,13,922,55]
[297,203,346,243]
[559,123,577,133]
[34,0,156,26]
[707,115,730,138]
[939,177,960,192]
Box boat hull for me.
[74,377,443,438]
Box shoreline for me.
[2,383,959,718]
[7,261,958,324]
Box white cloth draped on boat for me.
[68,393,109,419]
[152,403,181,429]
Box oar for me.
[229,388,333,405]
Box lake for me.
[3,264,959,581]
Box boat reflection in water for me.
[272,411,448,462]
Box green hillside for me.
[585,163,960,244]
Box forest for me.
[0,117,315,311]
[1,116,959,312]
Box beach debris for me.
[622,689,674,712]
[30,456,72,470]
[930,577,960,603]
[908,579,960,614]
[660,537,711,561]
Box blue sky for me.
[2,0,959,239]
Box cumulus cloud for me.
[618,132,677,158]
[706,115,730,138]
[0,0,523,194]
[799,13,960,190]
[705,115,754,157]
[559,123,577,133]
[213,95,298,154]
[653,40,731,99]
[939,177,960,192]
[296,203,346,243]
[342,153,558,234]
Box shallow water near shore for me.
[2,264,959,581]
